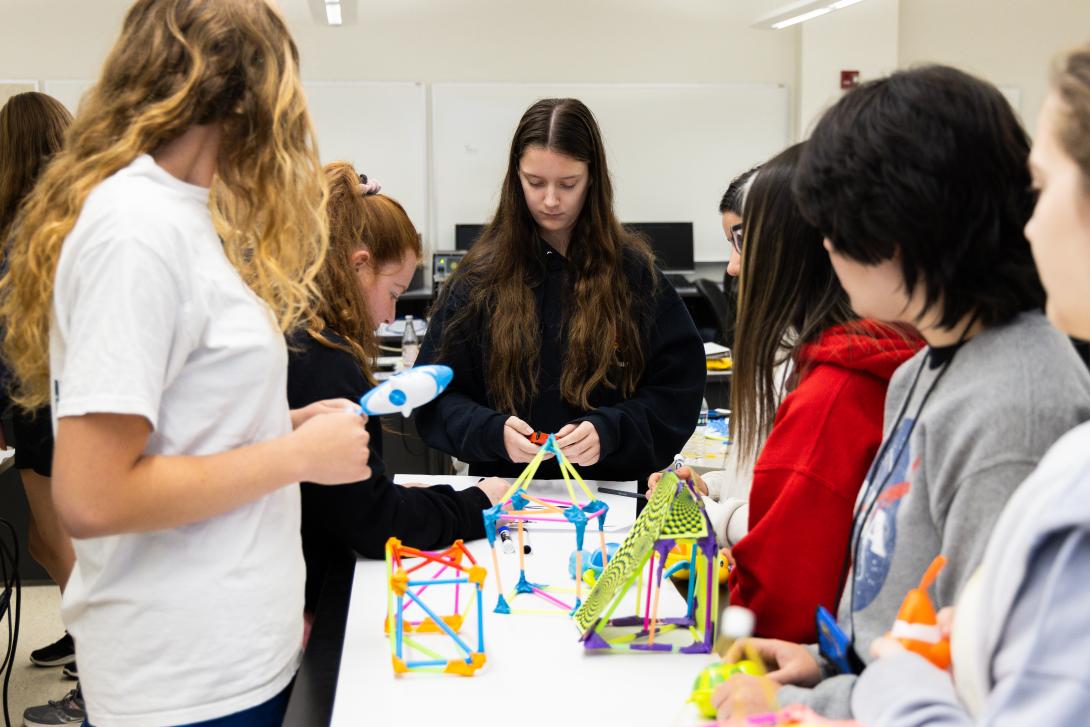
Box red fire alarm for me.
[841,70,861,90]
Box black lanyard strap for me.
[844,312,979,644]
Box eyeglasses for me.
[729,223,744,254]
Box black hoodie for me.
[287,330,490,612]
[416,240,706,482]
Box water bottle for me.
[401,316,420,369]
[694,397,709,461]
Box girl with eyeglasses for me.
[654,144,919,645]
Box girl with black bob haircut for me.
[711,65,1090,721]
[416,98,705,481]
[792,64,1043,330]
[852,42,1090,727]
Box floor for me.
[7,585,75,725]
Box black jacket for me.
[416,241,706,482]
[287,330,490,612]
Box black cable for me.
[0,517,20,727]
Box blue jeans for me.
[83,682,292,727]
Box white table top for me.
[330,478,715,727]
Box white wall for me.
[798,0,900,136]
[0,1,799,95]
[5,0,1089,137]
[898,0,1090,131]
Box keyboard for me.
[663,272,692,288]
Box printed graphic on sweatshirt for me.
[852,417,915,612]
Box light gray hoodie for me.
[852,419,1090,726]
[777,312,1090,718]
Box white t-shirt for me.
[51,155,304,726]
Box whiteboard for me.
[431,83,790,262]
[43,80,430,237]
[303,82,428,237]
[0,80,39,109]
[43,80,93,114]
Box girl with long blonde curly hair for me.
[0,1,370,723]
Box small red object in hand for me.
[528,431,549,445]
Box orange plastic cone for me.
[889,555,951,669]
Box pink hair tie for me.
[358,173,381,196]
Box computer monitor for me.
[625,222,695,273]
[455,224,485,251]
[432,250,465,283]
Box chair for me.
[693,278,736,349]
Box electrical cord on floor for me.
[0,517,20,727]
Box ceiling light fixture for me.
[753,0,871,30]
[325,0,342,26]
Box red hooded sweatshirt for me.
[728,321,921,643]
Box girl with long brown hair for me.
[0,92,79,681]
[0,1,370,724]
[720,143,919,644]
[288,162,507,615]
[416,98,706,482]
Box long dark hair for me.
[730,143,858,465]
[0,92,71,241]
[433,98,655,414]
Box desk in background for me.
[391,280,719,328]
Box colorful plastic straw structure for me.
[573,472,718,653]
[481,434,610,615]
[384,537,487,676]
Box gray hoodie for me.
[851,420,1090,726]
[777,312,1090,717]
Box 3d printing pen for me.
[354,364,453,417]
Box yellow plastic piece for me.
[467,565,487,586]
[390,569,409,597]
[411,614,465,634]
[690,660,764,718]
[583,569,598,587]
[391,655,409,675]
[443,652,486,676]
[665,543,730,584]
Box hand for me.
[937,607,955,640]
[555,421,601,466]
[476,477,510,505]
[360,177,382,195]
[677,466,709,495]
[869,635,906,660]
[291,411,371,484]
[291,398,358,429]
[647,471,664,492]
[648,466,708,496]
[723,638,822,687]
[712,673,780,723]
[503,416,547,463]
